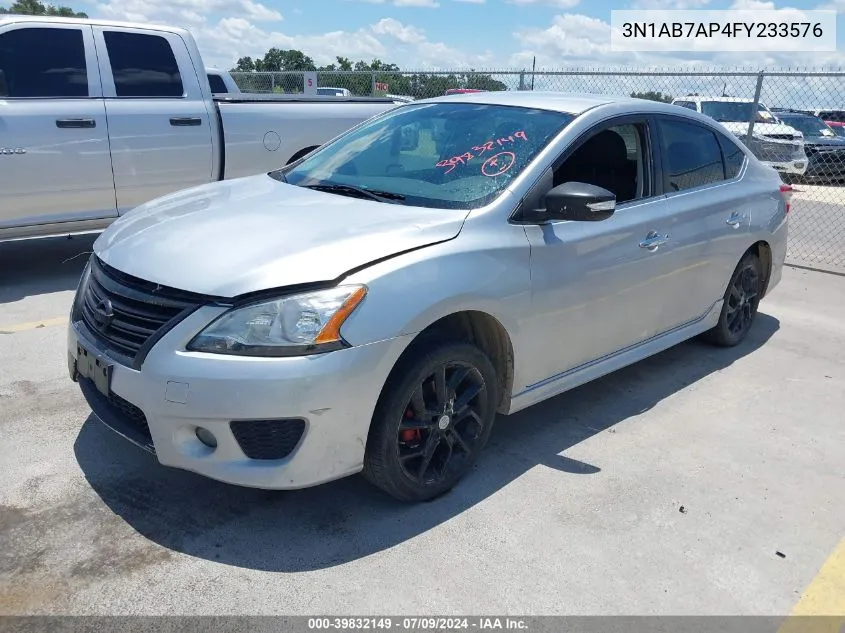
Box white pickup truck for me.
[0,16,401,241]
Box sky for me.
[73,0,845,71]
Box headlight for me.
[187,285,367,357]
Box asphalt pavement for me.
[0,234,843,616]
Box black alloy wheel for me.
[363,340,498,502]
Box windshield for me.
[779,115,837,138]
[281,102,575,209]
[701,101,776,123]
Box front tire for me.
[701,251,763,347]
[363,340,499,502]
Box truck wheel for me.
[701,251,762,347]
[363,340,498,502]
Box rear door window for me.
[103,31,183,97]
[0,27,88,98]
[658,118,726,192]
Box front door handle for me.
[169,117,202,127]
[639,230,670,251]
[726,212,743,229]
[56,118,96,129]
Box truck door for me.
[0,22,116,230]
[91,27,215,214]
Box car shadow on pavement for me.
[0,234,97,304]
[73,313,779,572]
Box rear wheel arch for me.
[750,240,773,298]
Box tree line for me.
[232,49,508,98]
[0,0,86,17]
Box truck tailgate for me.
[216,96,401,179]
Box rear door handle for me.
[639,231,670,251]
[56,118,96,129]
[726,212,743,229]
[169,117,202,127]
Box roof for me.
[677,95,767,104]
[417,90,654,115]
[0,14,188,35]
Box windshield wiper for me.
[304,183,405,202]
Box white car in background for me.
[317,86,352,97]
[672,96,807,176]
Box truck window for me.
[0,27,88,98]
[207,73,227,93]
[103,31,183,98]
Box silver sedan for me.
[67,92,790,502]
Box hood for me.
[802,135,845,148]
[94,175,468,297]
[718,121,801,140]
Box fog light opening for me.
[195,426,218,449]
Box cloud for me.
[728,0,775,8]
[371,17,426,44]
[508,0,580,6]
[630,0,710,7]
[95,0,282,24]
[355,0,440,6]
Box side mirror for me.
[543,181,616,222]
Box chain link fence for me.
[231,69,845,274]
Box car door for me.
[0,22,116,229]
[652,114,751,331]
[518,115,679,388]
[91,26,214,214]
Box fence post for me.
[746,71,765,144]
[518,71,525,91]
[371,72,376,96]
[270,74,275,93]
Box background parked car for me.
[672,96,807,177]
[775,111,845,184]
[0,15,403,242]
[317,86,352,97]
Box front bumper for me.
[803,150,845,180]
[765,158,807,175]
[68,307,412,490]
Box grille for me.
[77,257,204,362]
[109,390,152,441]
[230,419,306,460]
[748,138,803,163]
[77,376,155,453]
[761,133,799,141]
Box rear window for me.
[104,31,183,98]
[283,103,574,210]
[207,73,227,93]
[0,27,88,98]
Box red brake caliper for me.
[400,407,421,443]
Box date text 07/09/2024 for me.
[307,617,529,630]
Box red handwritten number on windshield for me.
[437,130,528,174]
[436,152,474,174]
[481,152,516,178]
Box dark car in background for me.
[775,112,845,184]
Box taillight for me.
[780,183,793,214]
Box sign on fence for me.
[303,71,317,95]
